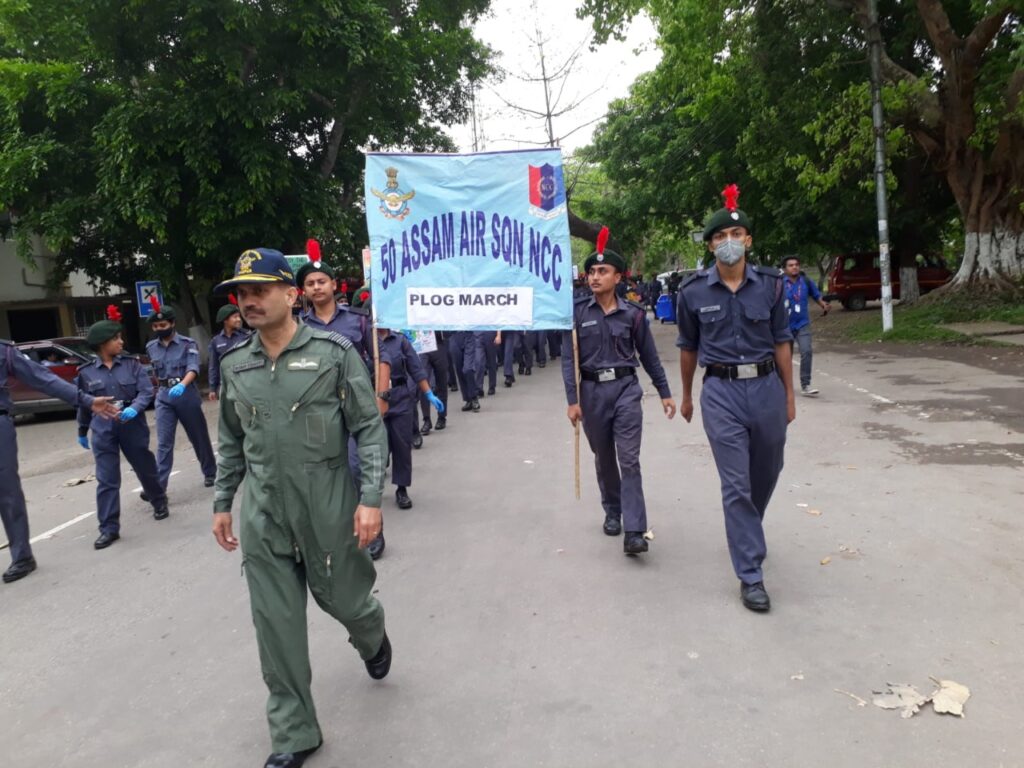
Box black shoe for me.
[420,421,432,435]
[518,364,525,375]
[603,515,622,536]
[365,632,392,680]
[537,361,546,368]
[487,386,496,396]
[2,557,37,584]
[623,532,648,555]
[140,491,149,502]
[153,502,169,520]
[94,532,120,550]
[412,432,423,450]
[524,367,532,376]
[434,417,446,431]
[504,376,514,387]
[471,398,481,412]
[461,400,474,412]
[264,742,321,768]
[741,581,771,612]
[204,476,215,487]
[448,380,459,392]
[367,531,385,560]
[396,487,412,509]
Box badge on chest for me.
[287,357,320,371]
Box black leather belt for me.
[705,360,776,380]
[158,377,182,387]
[580,367,636,383]
[390,376,408,386]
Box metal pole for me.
[868,0,893,332]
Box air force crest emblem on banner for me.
[370,167,415,221]
[528,163,566,220]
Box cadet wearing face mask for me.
[675,184,795,613]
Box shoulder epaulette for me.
[177,334,196,344]
[220,336,253,359]
[347,305,370,317]
[680,270,706,289]
[573,293,592,304]
[76,359,93,371]
[755,265,783,277]
[310,330,352,349]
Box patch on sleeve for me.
[699,305,721,313]
[232,358,266,373]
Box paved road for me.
[2,324,1022,768]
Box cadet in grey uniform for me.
[1,340,119,582]
[208,302,251,400]
[676,186,795,612]
[561,228,675,555]
[211,248,391,768]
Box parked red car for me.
[8,337,156,416]
[826,252,952,310]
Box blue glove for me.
[120,406,138,422]
[168,383,186,399]
[426,391,445,414]
[77,436,90,450]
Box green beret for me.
[702,207,753,242]
[351,288,371,309]
[146,306,176,324]
[583,248,626,273]
[86,320,122,347]
[216,304,240,324]
[295,260,336,287]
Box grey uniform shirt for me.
[675,264,792,366]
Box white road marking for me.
[131,469,180,494]
[28,511,96,544]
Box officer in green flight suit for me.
[210,248,392,768]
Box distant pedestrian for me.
[782,256,830,396]
[208,301,251,400]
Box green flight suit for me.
[214,323,388,753]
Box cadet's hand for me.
[566,403,582,427]
[77,435,90,450]
[90,396,120,419]
[426,391,445,413]
[119,406,138,422]
[208,391,219,402]
[493,333,502,346]
[353,505,382,549]
[680,396,694,423]
[787,393,796,424]
[212,512,238,552]
[377,398,389,417]
[661,398,676,419]
[168,383,186,399]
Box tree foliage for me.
[0,0,491,322]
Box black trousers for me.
[418,341,449,426]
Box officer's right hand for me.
[90,396,120,419]
[119,406,138,422]
[77,435,90,450]
[566,403,582,427]
[212,512,238,552]
[680,397,694,423]
[208,391,219,402]
[353,505,382,549]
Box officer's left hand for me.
[168,383,186,399]
[119,406,138,422]
[353,505,382,549]
[787,394,797,424]
[426,391,445,413]
[661,398,676,419]
[77,435,90,450]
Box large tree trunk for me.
[948,228,1024,293]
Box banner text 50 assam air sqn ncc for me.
[364,149,574,331]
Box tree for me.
[0,0,492,325]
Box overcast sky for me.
[445,1,661,154]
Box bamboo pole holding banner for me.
[572,326,581,500]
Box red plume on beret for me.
[106,304,122,322]
[306,239,321,263]
[228,293,238,305]
[149,295,161,314]
[596,226,609,256]
[722,184,740,212]
[360,290,370,303]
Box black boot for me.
[365,632,392,680]
[264,742,321,768]
[420,421,432,435]
[367,530,385,560]
[153,501,170,520]
[412,432,423,450]
[94,531,120,550]
[471,398,481,412]
[623,532,648,555]
[434,417,446,431]
[2,557,37,583]
[504,376,514,387]
[740,581,771,612]
[602,515,622,536]
[461,400,474,412]
[396,487,413,509]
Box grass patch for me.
[843,294,1024,344]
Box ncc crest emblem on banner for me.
[370,167,415,221]
[528,163,566,220]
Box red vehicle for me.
[9,337,157,416]
[826,252,952,310]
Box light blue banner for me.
[364,149,573,331]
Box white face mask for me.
[714,239,746,266]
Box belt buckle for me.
[735,364,758,379]
[596,368,616,383]
[112,400,125,410]
[167,377,181,387]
